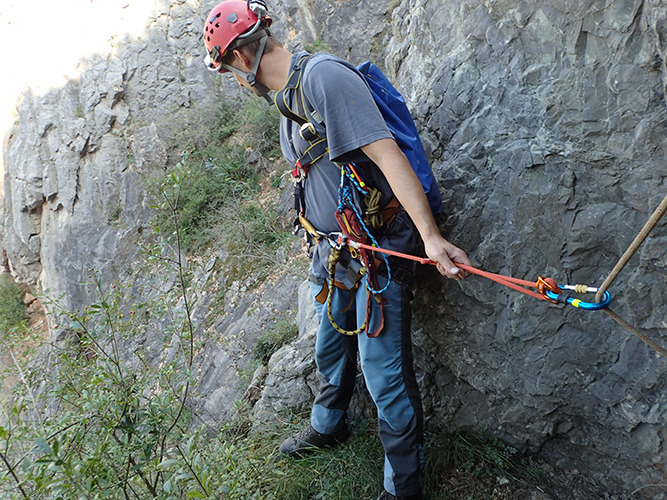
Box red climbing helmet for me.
[204,0,273,73]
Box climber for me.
[203,2,472,499]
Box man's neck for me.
[256,46,294,92]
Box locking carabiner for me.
[543,285,612,310]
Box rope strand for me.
[603,308,667,359]
[596,192,667,302]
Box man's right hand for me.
[424,235,471,281]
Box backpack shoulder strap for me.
[276,54,329,177]
[275,55,311,127]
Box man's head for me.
[203,0,275,100]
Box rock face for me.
[2,0,666,495]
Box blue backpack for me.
[275,54,443,215]
[356,61,442,214]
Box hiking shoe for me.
[377,490,423,500]
[279,423,350,457]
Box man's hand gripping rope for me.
[423,236,472,281]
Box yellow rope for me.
[326,247,366,336]
[363,187,384,229]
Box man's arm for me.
[361,138,471,280]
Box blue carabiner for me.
[544,286,611,310]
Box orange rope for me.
[343,237,549,301]
[455,263,547,301]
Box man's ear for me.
[232,48,254,71]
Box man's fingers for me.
[424,238,471,280]
[436,259,463,280]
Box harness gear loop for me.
[325,247,384,337]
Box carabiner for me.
[543,286,612,310]
[328,233,345,251]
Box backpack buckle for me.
[299,122,319,142]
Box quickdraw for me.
[335,235,612,311]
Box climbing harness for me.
[321,163,392,337]
[276,60,393,337]
[295,162,408,338]
[275,52,444,337]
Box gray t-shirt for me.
[279,51,418,285]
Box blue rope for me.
[341,163,369,195]
[337,165,391,295]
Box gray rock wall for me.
[2,0,666,496]
[398,1,667,492]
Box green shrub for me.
[0,225,206,499]
[207,97,280,160]
[304,38,335,55]
[0,275,26,332]
[423,426,546,498]
[212,99,239,145]
[152,148,261,252]
[151,96,288,258]
[199,415,384,499]
[235,97,282,157]
[218,202,292,280]
[253,316,298,364]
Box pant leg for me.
[357,276,424,496]
[309,281,358,434]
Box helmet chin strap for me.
[221,34,272,103]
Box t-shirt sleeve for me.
[301,58,392,163]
